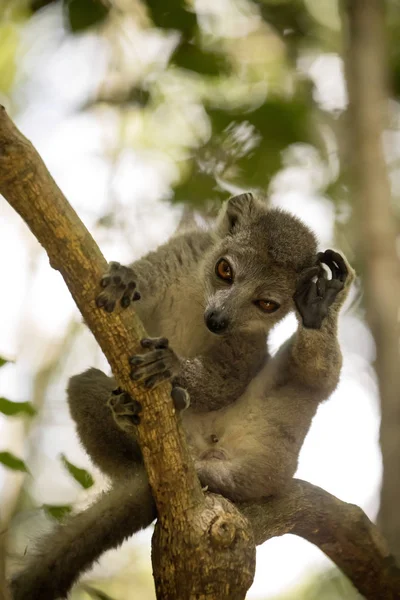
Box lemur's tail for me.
[10,471,155,600]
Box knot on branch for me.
[210,515,236,548]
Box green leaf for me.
[30,0,57,12]
[172,42,231,76]
[0,451,28,472]
[61,454,94,489]
[0,398,36,417]
[43,504,72,521]
[83,586,118,600]
[0,357,8,368]
[64,0,110,32]
[145,0,197,38]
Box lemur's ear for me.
[216,193,257,235]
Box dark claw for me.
[133,291,141,301]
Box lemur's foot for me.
[294,249,348,329]
[129,337,180,389]
[96,262,140,312]
[108,388,142,432]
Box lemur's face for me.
[200,193,318,336]
[201,237,297,336]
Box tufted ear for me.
[216,193,258,235]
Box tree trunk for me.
[341,0,400,562]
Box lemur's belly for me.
[181,390,268,462]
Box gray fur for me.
[11,194,354,600]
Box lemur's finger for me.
[296,265,320,290]
[100,276,111,288]
[144,371,171,389]
[320,250,347,282]
[140,337,169,350]
[96,294,116,312]
[130,349,166,367]
[305,281,320,304]
[325,250,348,282]
[130,360,167,382]
[316,276,327,298]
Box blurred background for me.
[0,0,399,598]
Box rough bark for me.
[0,106,255,599]
[341,0,400,562]
[0,107,399,598]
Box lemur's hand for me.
[129,337,181,389]
[108,380,189,433]
[96,262,140,312]
[294,249,348,329]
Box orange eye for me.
[215,258,233,282]
[255,299,280,313]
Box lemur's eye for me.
[255,299,280,313]
[215,258,233,283]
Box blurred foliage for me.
[65,0,111,32]
[30,0,111,30]
[0,451,28,473]
[43,503,73,520]
[1,0,393,209]
[0,23,19,94]
[0,398,36,417]
[82,586,118,600]
[60,453,95,489]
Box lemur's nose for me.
[204,310,229,334]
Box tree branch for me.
[0,107,399,599]
[0,106,255,599]
[240,479,400,599]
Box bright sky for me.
[0,4,381,599]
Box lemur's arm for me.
[95,229,211,314]
[129,332,268,412]
[176,333,268,411]
[279,249,353,394]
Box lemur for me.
[10,193,354,599]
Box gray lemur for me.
[10,193,354,600]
